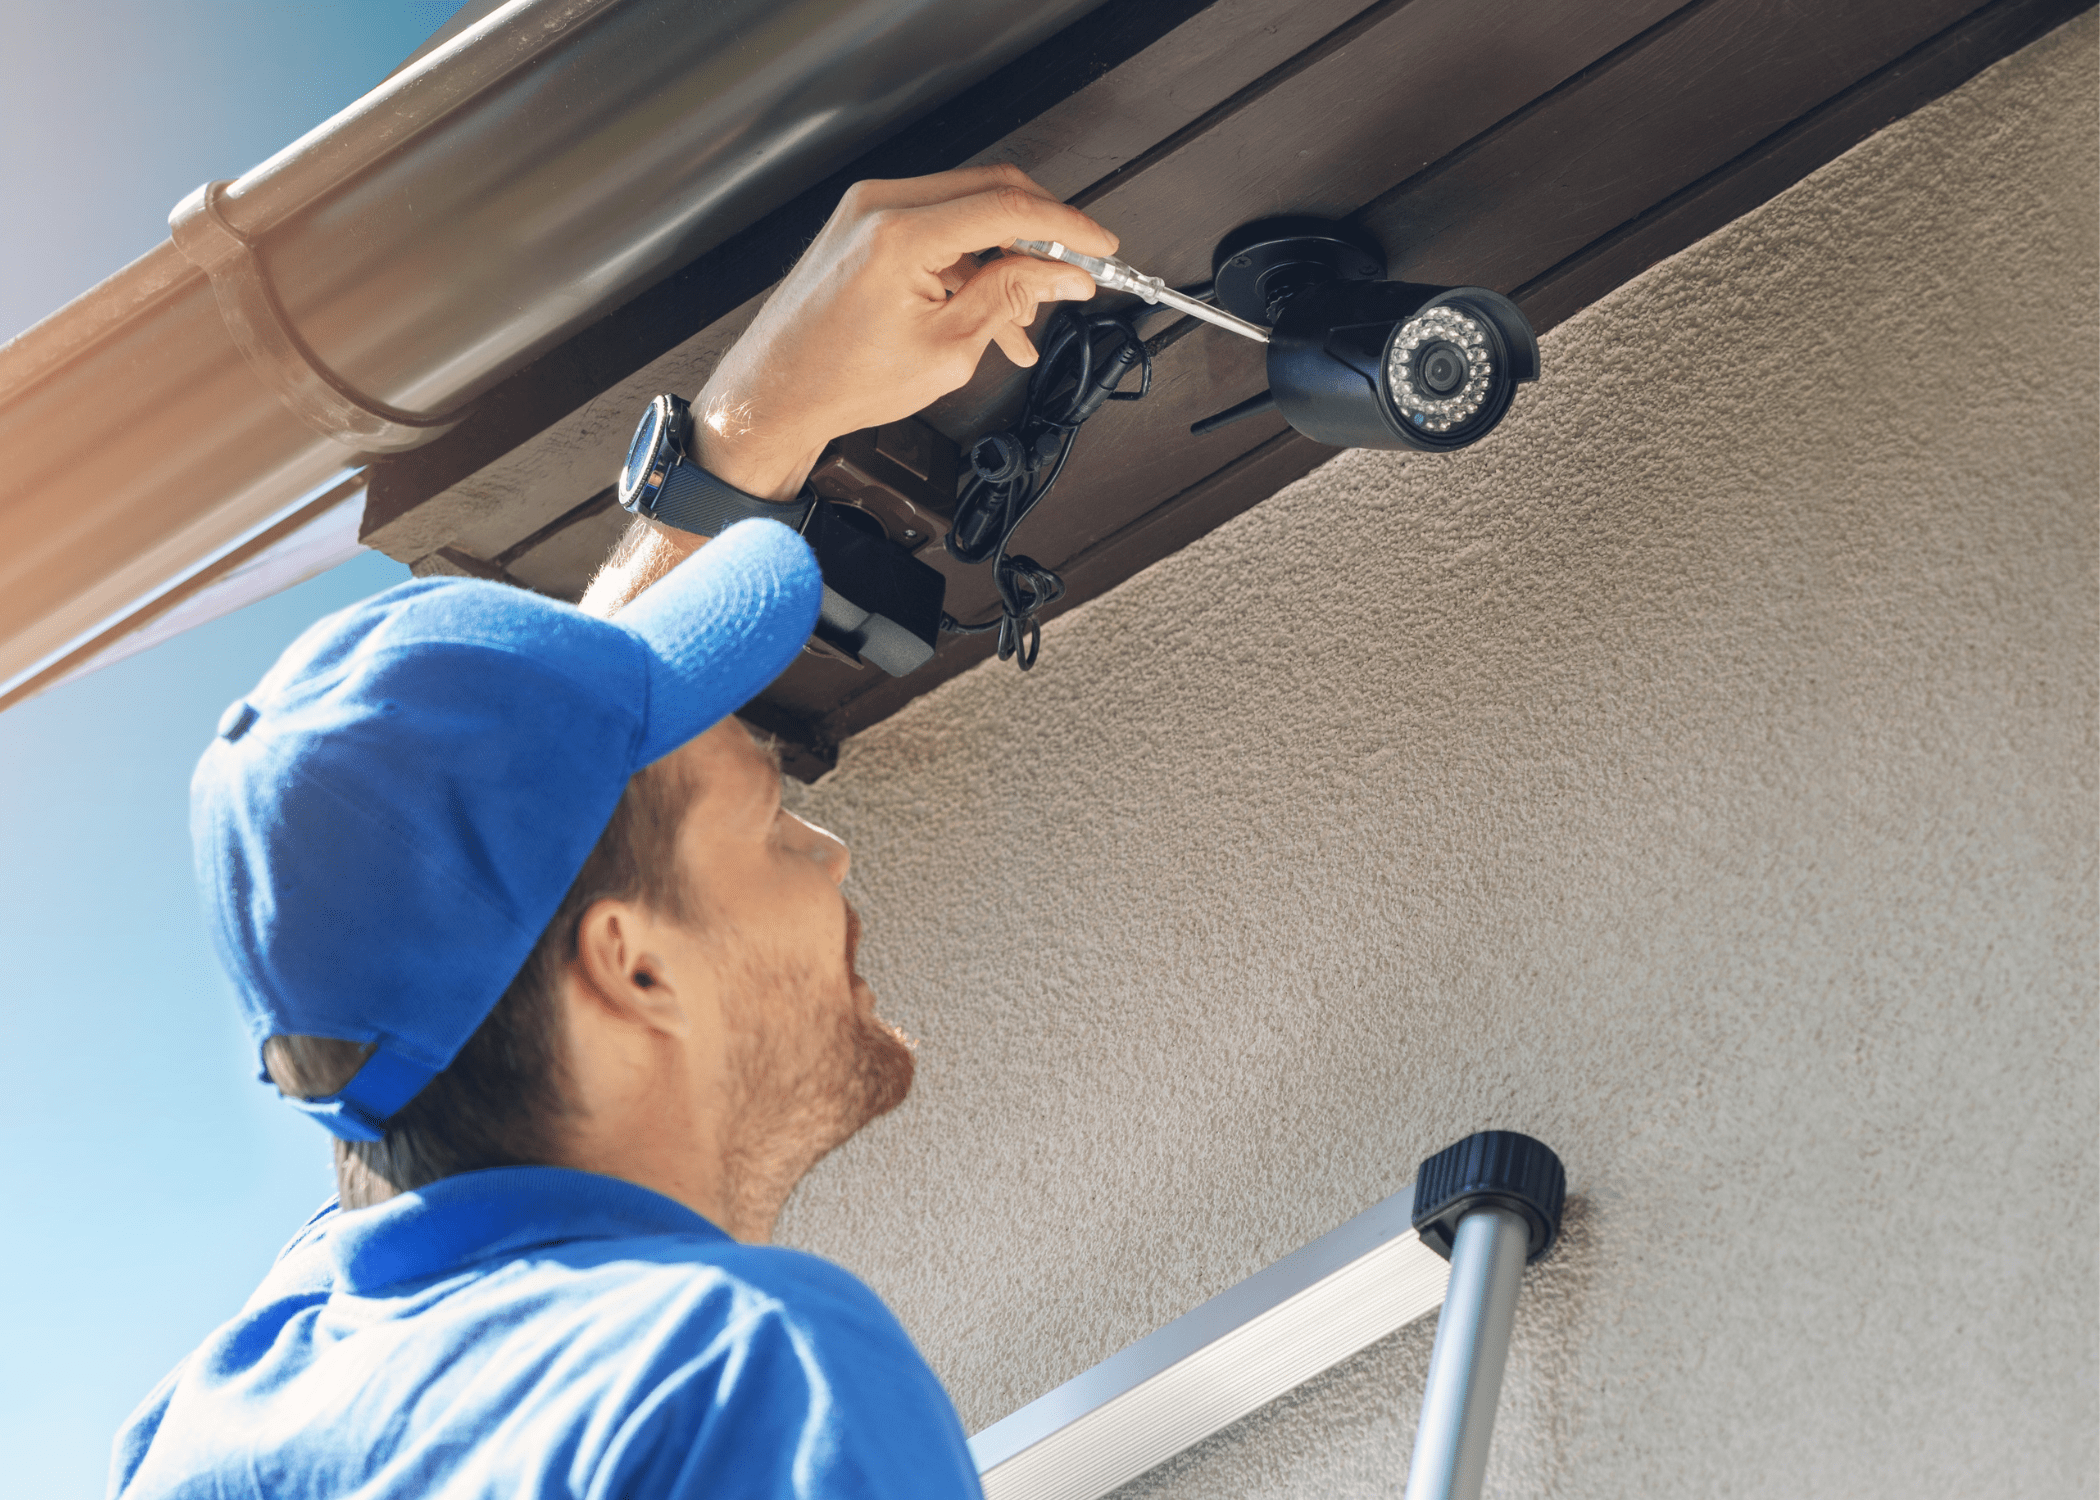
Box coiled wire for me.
[942,309,1151,669]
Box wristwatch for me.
[616,393,814,534]
[615,393,949,680]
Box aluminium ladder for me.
[969,1130,1566,1500]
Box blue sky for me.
[0,4,463,1493]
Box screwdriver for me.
[1010,239,1271,345]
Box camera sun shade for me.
[1200,218,1540,452]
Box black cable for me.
[941,307,1153,669]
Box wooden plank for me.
[963,0,1378,201]
[1070,0,1686,288]
[1513,0,2097,332]
[498,491,629,598]
[1358,0,1987,291]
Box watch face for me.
[619,400,669,512]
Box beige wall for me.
[779,17,2099,1497]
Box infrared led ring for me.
[1386,306,1495,433]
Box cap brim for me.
[616,518,822,766]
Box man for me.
[111,166,1115,1498]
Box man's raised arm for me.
[579,164,1114,616]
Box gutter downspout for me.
[0,0,1105,708]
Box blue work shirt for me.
[110,1167,983,1499]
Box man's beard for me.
[715,902,914,1230]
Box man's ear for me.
[570,898,690,1037]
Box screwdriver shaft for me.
[1010,240,1270,345]
[1148,285,1271,344]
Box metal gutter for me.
[0,0,628,415]
[0,0,1106,706]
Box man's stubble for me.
[714,901,915,1235]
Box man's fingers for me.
[944,256,1094,366]
[989,322,1040,369]
[847,163,1059,214]
[936,252,981,296]
[902,185,1118,269]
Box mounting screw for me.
[1210,218,1390,326]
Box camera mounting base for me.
[1211,217,1386,326]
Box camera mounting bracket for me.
[1211,217,1386,326]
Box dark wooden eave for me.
[360,0,2092,779]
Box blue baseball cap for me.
[191,519,822,1141]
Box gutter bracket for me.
[169,181,464,454]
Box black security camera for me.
[1194,218,1539,450]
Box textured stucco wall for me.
[778,18,2100,1497]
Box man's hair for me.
[263,754,698,1208]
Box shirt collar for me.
[316,1166,728,1293]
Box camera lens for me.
[1418,342,1466,395]
[1386,306,1495,434]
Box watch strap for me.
[650,457,813,537]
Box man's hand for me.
[692,165,1111,501]
[581,165,1113,616]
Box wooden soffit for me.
[358,0,2090,778]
